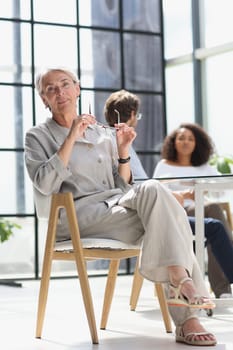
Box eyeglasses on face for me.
[44,79,75,96]
[136,112,143,120]
[113,109,142,123]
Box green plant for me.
[0,218,21,243]
[209,154,233,174]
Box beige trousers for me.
[61,179,209,326]
[118,180,209,326]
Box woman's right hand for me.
[59,114,96,166]
[69,114,96,139]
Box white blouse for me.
[153,160,219,207]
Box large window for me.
[0,0,165,280]
[163,0,233,157]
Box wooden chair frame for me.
[219,201,233,231]
[36,192,172,344]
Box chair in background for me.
[36,192,172,344]
[219,201,233,231]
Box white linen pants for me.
[65,179,209,326]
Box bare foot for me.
[182,318,217,343]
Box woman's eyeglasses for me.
[88,104,142,130]
[114,109,143,122]
[136,112,143,120]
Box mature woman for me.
[24,68,216,346]
[153,123,233,298]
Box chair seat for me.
[55,238,141,251]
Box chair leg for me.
[65,194,99,344]
[100,260,120,329]
[36,199,59,339]
[74,258,99,343]
[129,258,144,311]
[36,244,54,338]
[155,283,172,333]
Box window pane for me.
[34,25,78,70]
[135,94,165,177]
[0,22,32,83]
[205,52,233,154]
[123,0,161,32]
[135,94,164,150]
[33,0,77,24]
[0,152,33,214]
[79,0,119,28]
[0,1,31,19]
[204,0,233,47]
[162,0,192,58]
[165,63,194,133]
[0,87,32,148]
[124,34,162,91]
[0,217,35,279]
[80,90,110,124]
[35,92,53,125]
[80,29,121,89]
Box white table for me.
[157,174,233,308]
[194,175,233,307]
[194,175,233,273]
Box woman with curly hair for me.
[153,123,233,299]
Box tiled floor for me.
[0,275,232,350]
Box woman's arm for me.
[115,123,136,183]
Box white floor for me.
[0,275,232,350]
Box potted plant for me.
[209,154,233,174]
[0,218,22,287]
[0,218,21,243]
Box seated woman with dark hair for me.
[153,123,233,298]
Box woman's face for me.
[41,70,80,114]
[174,127,196,157]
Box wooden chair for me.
[36,192,172,344]
[219,201,233,231]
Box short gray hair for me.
[35,67,80,96]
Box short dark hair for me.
[104,89,140,126]
[161,122,215,166]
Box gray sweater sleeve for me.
[24,125,71,196]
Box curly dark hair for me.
[104,89,140,126]
[161,123,215,166]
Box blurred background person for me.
[153,123,233,298]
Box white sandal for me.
[176,325,217,346]
[167,277,215,309]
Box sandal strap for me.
[179,276,192,286]
[176,277,192,294]
[176,326,215,339]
